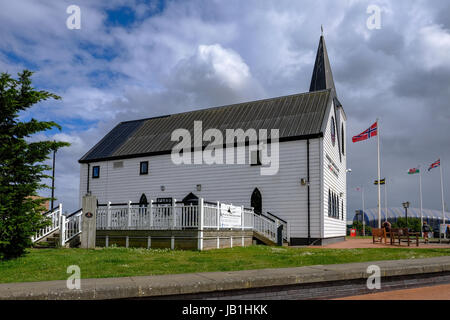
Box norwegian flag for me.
[428,159,440,171]
[352,122,378,143]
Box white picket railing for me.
[31,204,62,243]
[265,212,289,243]
[96,199,259,231]
[96,198,287,244]
[62,209,83,245]
[32,204,82,246]
[253,213,278,243]
[33,198,288,246]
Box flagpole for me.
[377,118,381,228]
[384,179,388,222]
[419,167,423,237]
[362,186,365,237]
[440,158,445,225]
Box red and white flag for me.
[352,122,377,143]
[428,159,440,172]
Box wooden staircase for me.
[253,231,289,246]
[33,230,61,248]
[252,212,289,246]
[32,205,83,248]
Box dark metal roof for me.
[309,35,336,95]
[79,89,331,163]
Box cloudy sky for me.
[2,0,449,218]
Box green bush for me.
[352,221,372,236]
[391,217,421,232]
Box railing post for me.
[60,215,66,247]
[198,198,204,251]
[251,207,254,229]
[241,205,244,230]
[107,201,111,229]
[172,198,177,229]
[58,203,63,228]
[216,201,220,230]
[81,195,97,249]
[78,212,82,234]
[149,200,153,228]
[275,219,282,246]
[287,222,291,244]
[127,200,132,229]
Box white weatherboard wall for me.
[79,139,322,239]
[321,101,347,238]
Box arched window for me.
[331,117,336,147]
[333,193,336,218]
[251,188,262,215]
[139,193,148,216]
[341,123,345,155]
[336,195,339,218]
[139,193,148,206]
[328,189,331,217]
[331,193,334,217]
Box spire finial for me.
[309,28,336,93]
[321,25,324,36]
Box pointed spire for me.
[309,32,336,94]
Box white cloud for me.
[418,24,450,69]
[2,0,450,216]
[197,44,250,88]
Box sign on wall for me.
[220,203,242,228]
[156,198,173,204]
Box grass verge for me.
[0,245,449,283]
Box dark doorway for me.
[139,193,148,206]
[251,188,262,214]
[139,193,148,216]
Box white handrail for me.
[31,204,62,243]
[95,199,287,244]
[253,213,277,243]
[63,210,83,244]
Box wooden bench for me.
[372,228,387,244]
[390,228,419,247]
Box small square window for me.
[250,150,262,166]
[113,161,123,169]
[92,166,100,179]
[140,161,149,175]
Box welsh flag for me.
[408,168,420,175]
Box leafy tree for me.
[352,221,372,236]
[392,217,421,232]
[0,70,69,260]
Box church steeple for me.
[309,33,336,94]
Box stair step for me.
[33,241,57,248]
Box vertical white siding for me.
[79,140,322,239]
[322,101,347,238]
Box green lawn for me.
[0,245,449,283]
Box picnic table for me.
[372,227,420,246]
[372,228,387,244]
[389,228,419,247]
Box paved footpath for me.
[320,238,450,249]
[0,256,449,300]
[336,283,450,300]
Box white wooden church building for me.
[79,35,347,245]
